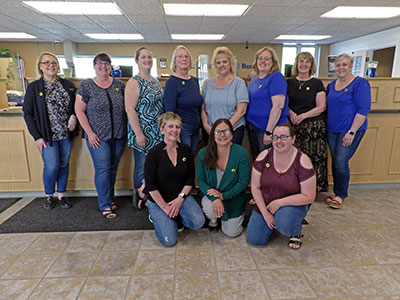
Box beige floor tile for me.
[25,232,75,253]
[325,241,377,266]
[383,264,400,283]
[260,269,316,299]
[176,248,216,273]
[289,247,337,268]
[126,274,174,300]
[77,276,129,300]
[0,233,39,255]
[102,231,143,251]
[46,252,98,277]
[359,241,400,264]
[0,255,18,277]
[28,277,85,300]
[139,230,173,250]
[211,230,248,248]
[250,247,298,270]
[177,228,212,249]
[90,251,137,276]
[2,253,58,279]
[64,231,109,252]
[215,247,257,271]
[133,249,175,274]
[218,270,269,300]
[174,272,219,300]
[0,279,40,300]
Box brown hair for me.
[37,52,59,77]
[273,123,295,137]
[252,46,280,75]
[93,53,111,66]
[292,52,316,76]
[211,46,235,76]
[135,47,151,62]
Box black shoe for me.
[43,196,55,211]
[176,216,185,232]
[59,197,71,209]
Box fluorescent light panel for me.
[163,3,248,16]
[0,32,36,39]
[321,6,400,19]
[276,35,331,41]
[22,1,122,15]
[171,34,224,40]
[85,34,143,40]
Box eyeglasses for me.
[272,135,291,141]
[96,61,111,66]
[215,129,231,135]
[257,56,272,61]
[177,55,189,59]
[39,61,58,66]
[298,59,312,64]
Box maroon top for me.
[253,148,315,214]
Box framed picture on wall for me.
[159,58,167,69]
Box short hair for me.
[336,53,353,65]
[158,112,182,130]
[292,52,316,76]
[252,46,280,75]
[135,47,151,62]
[170,45,192,72]
[273,123,295,137]
[93,53,111,66]
[37,52,59,77]
[211,46,236,76]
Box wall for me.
[373,47,395,77]
[318,44,330,77]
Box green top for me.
[196,143,250,221]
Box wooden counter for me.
[1,77,399,192]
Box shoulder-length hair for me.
[292,52,316,76]
[170,45,192,72]
[37,52,59,77]
[252,46,280,75]
[211,46,236,76]
[203,118,234,169]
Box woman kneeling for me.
[246,123,316,249]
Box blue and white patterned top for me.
[127,75,164,154]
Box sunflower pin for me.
[306,86,310,91]
[147,87,151,91]
[266,163,270,168]
[182,81,185,85]
[182,157,186,162]
[259,84,262,88]
[39,92,43,96]
[211,83,214,88]
[116,88,119,92]
[344,88,348,92]
[231,168,236,173]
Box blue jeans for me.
[133,149,146,189]
[246,121,269,158]
[41,139,72,195]
[147,195,205,246]
[327,130,365,198]
[246,205,309,246]
[232,125,245,145]
[86,137,125,210]
[180,125,199,154]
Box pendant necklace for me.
[297,79,309,90]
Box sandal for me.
[102,208,117,219]
[111,202,117,211]
[248,199,256,206]
[288,234,303,250]
[327,196,345,209]
[132,190,147,210]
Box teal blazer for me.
[197,143,250,221]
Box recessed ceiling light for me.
[22,1,122,15]
[276,35,331,41]
[163,3,248,16]
[171,34,224,40]
[321,6,400,19]
[0,32,36,39]
[85,34,144,40]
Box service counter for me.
[1,77,400,192]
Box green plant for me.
[0,48,18,87]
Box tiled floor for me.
[1,185,400,299]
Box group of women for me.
[23,45,370,248]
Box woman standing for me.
[197,119,250,236]
[164,45,203,154]
[144,112,205,246]
[246,124,316,249]
[125,47,164,209]
[201,47,248,144]
[325,54,371,209]
[75,53,127,218]
[246,46,289,158]
[287,52,328,192]
[23,52,78,210]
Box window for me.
[281,45,319,77]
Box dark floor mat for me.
[0,198,20,214]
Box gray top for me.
[77,78,127,141]
[202,77,249,130]
[216,168,224,188]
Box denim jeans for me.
[86,137,125,211]
[147,195,205,246]
[327,130,365,198]
[246,121,269,158]
[180,125,199,154]
[133,149,147,189]
[246,205,309,246]
[232,125,245,145]
[41,139,72,195]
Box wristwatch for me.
[348,130,355,136]
[178,192,187,199]
[265,130,272,136]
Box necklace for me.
[297,78,309,90]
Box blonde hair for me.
[336,53,353,65]
[252,46,280,75]
[211,46,236,76]
[37,52,59,77]
[170,45,192,72]
[292,52,316,76]
[158,112,182,130]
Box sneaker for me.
[43,196,55,211]
[59,197,71,209]
[176,217,185,232]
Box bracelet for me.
[348,130,355,136]
[265,130,272,136]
